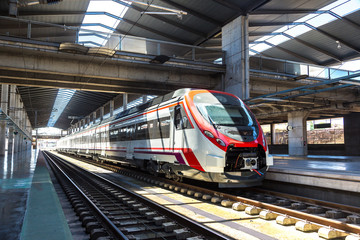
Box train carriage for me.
[57,88,273,188]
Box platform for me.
[0,150,72,240]
[266,154,360,193]
[0,150,35,240]
[20,151,72,240]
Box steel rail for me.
[43,151,129,240]
[67,153,360,235]
[252,188,360,214]
[46,151,231,240]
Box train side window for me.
[174,105,191,130]
[160,117,170,138]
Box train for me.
[57,88,273,188]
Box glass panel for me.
[307,117,344,144]
[329,69,348,79]
[309,66,328,78]
[284,25,312,37]
[306,13,337,28]
[274,123,288,144]
[261,124,271,145]
[266,35,289,45]
[260,58,285,73]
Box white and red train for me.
[57,89,273,188]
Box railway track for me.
[54,151,360,240]
[44,151,230,240]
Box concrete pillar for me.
[0,85,9,155]
[15,93,21,126]
[142,95,147,103]
[222,15,250,99]
[0,121,6,155]
[109,100,114,117]
[123,93,128,111]
[8,126,14,155]
[1,84,9,114]
[93,112,96,124]
[271,123,276,145]
[288,111,310,156]
[344,113,360,155]
[8,85,16,119]
[100,107,104,121]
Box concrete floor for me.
[272,154,360,175]
[0,149,36,240]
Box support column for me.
[271,124,276,145]
[222,15,250,99]
[123,93,128,111]
[0,84,9,155]
[87,116,91,126]
[344,113,360,155]
[142,95,147,103]
[109,100,114,117]
[288,111,310,156]
[92,112,96,124]
[8,126,14,155]
[99,107,104,122]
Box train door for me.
[172,104,185,150]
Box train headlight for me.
[204,130,214,138]
[216,138,226,146]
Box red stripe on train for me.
[134,147,205,172]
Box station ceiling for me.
[1,0,360,129]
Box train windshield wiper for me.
[208,115,219,129]
[196,106,218,129]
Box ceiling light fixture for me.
[336,40,341,49]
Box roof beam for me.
[160,0,222,26]
[114,0,207,38]
[254,41,320,64]
[16,8,207,39]
[249,21,360,54]
[251,9,322,15]
[84,12,190,43]
[211,0,246,14]
[282,32,342,63]
[16,10,86,16]
[0,78,173,95]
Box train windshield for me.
[193,92,256,127]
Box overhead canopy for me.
[1,0,360,129]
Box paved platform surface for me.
[20,151,72,240]
[266,154,360,192]
[0,150,35,240]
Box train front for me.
[185,90,273,188]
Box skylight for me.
[47,1,132,127]
[78,0,131,47]
[249,0,360,56]
[47,89,76,127]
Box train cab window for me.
[174,105,191,130]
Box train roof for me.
[114,88,193,120]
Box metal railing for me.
[249,55,360,81]
[0,15,225,64]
